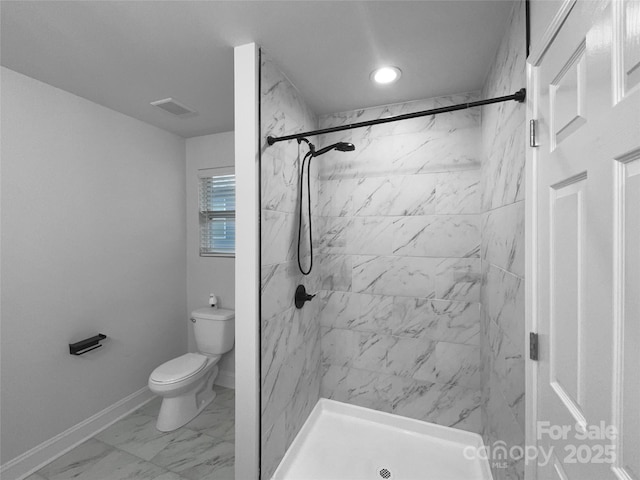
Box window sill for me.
[200,253,235,258]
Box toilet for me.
[148,307,234,431]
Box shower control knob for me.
[294,285,315,309]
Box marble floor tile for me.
[177,441,235,480]
[37,438,114,480]
[150,429,222,475]
[212,385,235,411]
[72,448,168,480]
[152,473,188,480]
[95,411,184,461]
[33,387,235,480]
[24,474,47,480]
[185,402,234,443]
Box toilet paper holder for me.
[69,334,107,356]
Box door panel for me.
[549,176,587,428]
[534,0,640,478]
[612,151,640,480]
[618,0,640,94]
[550,41,587,148]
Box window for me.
[199,168,235,256]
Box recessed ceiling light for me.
[371,66,402,85]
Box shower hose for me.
[298,149,314,275]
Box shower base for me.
[271,399,493,480]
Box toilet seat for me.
[150,353,208,385]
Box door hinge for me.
[530,332,539,361]
[529,119,538,147]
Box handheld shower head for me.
[313,142,356,157]
[295,138,356,276]
[334,142,356,152]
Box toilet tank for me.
[191,307,235,355]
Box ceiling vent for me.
[150,98,197,118]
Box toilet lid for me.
[150,353,208,384]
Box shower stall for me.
[250,2,527,477]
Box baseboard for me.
[0,386,155,480]
[215,369,235,389]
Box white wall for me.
[0,67,187,464]
[185,132,235,379]
[233,42,260,480]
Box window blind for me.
[199,173,235,256]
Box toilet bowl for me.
[148,352,221,431]
[148,307,234,431]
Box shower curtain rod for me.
[267,88,525,146]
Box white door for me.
[533,0,640,478]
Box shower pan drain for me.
[378,467,392,479]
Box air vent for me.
[150,98,197,117]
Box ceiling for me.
[1,1,515,138]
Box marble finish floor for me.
[27,386,234,480]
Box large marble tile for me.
[261,53,317,140]
[261,210,296,266]
[150,430,224,476]
[319,92,480,139]
[212,385,235,411]
[352,255,436,297]
[185,402,234,444]
[261,261,301,319]
[285,362,320,446]
[318,290,359,329]
[484,265,525,355]
[436,169,482,214]
[414,342,481,389]
[152,473,188,480]
[488,317,525,431]
[320,128,480,180]
[347,217,394,255]
[78,449,168,480]
[261,413,286,480]
[386,297,479,343]
[261,340,307,432]
[39,438,169,480]
[24,474,47,480]
[176,441,234,480]
[321,365,482,434]
[485,367,525,479]
[37,438,113,480]
[352,175,437,216]
[319,292,480,345]
[392,215,480,258]
[392,381,482,433]
[262,306,317,385]
[318,253,352,291]
[481,201,525,276]
[435,257,481,302]
[261,146,299,214]
[316,216,351,254]
[96,411,184,461]
[318,178,355,216]
[321,327,437,379]
[482,122,526,211]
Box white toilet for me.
[148,307,234,432]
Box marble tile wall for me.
[316,93,484,434]
[260,51,322,480]
[479,1,527,479]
